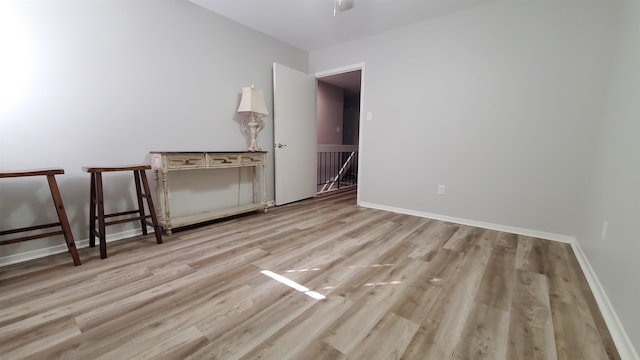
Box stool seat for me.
[83,164,162,259]
[0,168,65,178]
[0,168,81,266]
[82,165,151,173]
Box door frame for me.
[314,62,365,205]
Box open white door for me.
[273,63,317,206]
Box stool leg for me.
[133,170,148,235]
[96,173,107,259]
[47,175,81,266]
[89,173,96,248]
[140,170,163,244]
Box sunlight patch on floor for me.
[260,270,326,300]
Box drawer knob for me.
[184,160,191,165]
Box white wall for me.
[310,0,617,237]
[0,0,307,261]
[317,81,344,144]
[579,0,640,354]
[342,94,360,146]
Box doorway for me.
[315,68,362,194]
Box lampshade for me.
[237,86,269,115]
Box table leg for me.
[252,166,257,204]
[161,169,172,235]
[263,162,268,213]
[153,170,163,227]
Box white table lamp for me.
[237,85,269,152]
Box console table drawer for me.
[208,154,241,167]
[241,154,265,164]
[167,154,205,169]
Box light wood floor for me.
[0,189,620,359]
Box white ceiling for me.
[189,0,493,52]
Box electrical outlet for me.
[438,185,446,195]
[600,220,608,240]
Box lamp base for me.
[244,115,263,152]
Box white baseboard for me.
[358,201,638,360]
[0,227,152,267]
[358,201,575,243]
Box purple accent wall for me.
[317,81,344,144]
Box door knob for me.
[276,143,287,148]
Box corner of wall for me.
[570,238,640,360]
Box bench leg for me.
[133,170,148,236]
[140,170,163,244]
[89,173,96,248]
[95,173,107,259]
[47,175,81,266]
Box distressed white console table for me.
[149,151,267,235]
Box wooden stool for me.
[0,169,81,266]
[83,165,162,259]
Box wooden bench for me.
[0,169,81,266]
